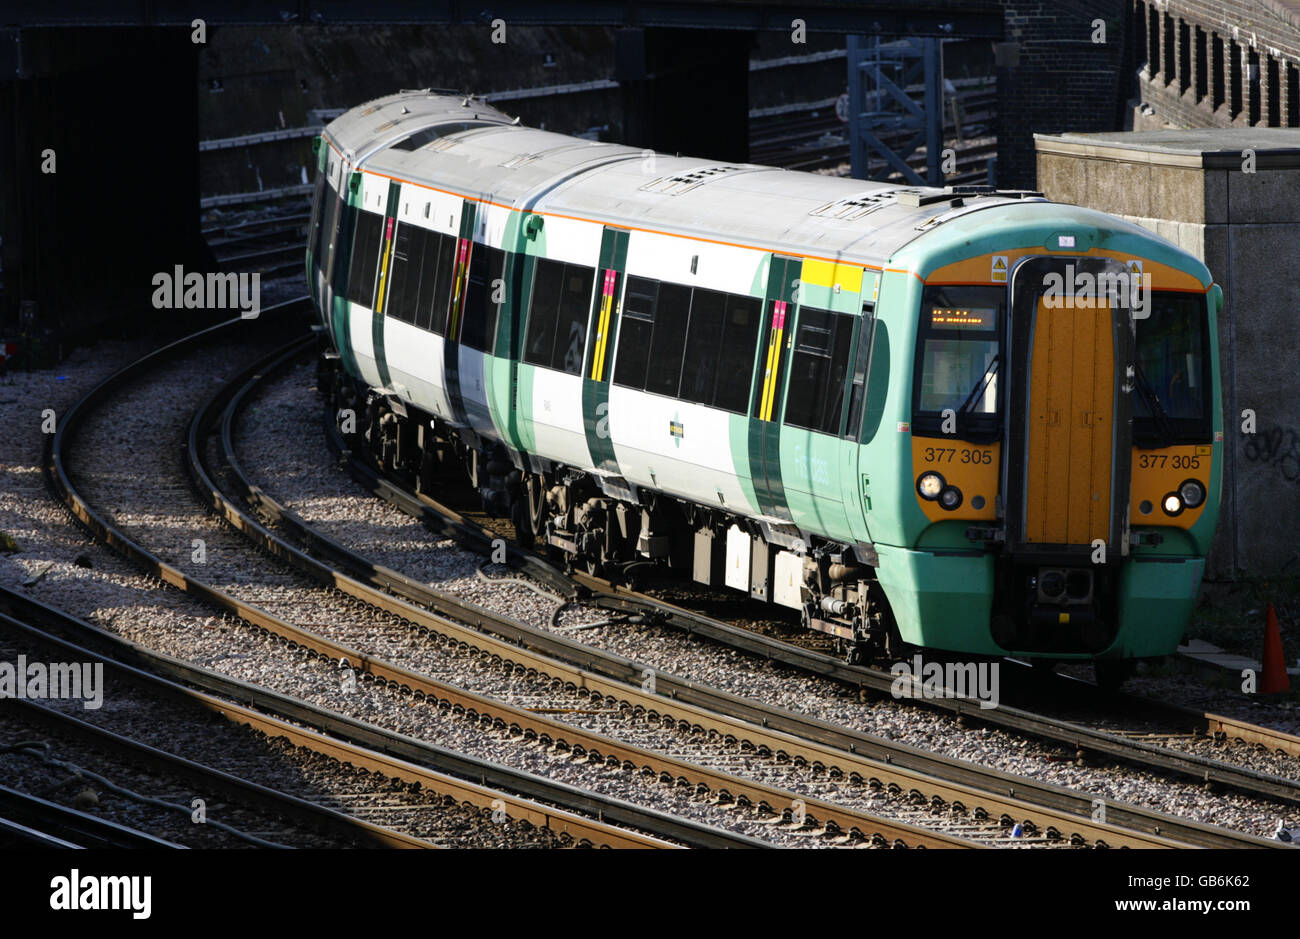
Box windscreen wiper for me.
[1132,359,1176,446]
[957,354,1000,416]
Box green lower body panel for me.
[874,545,997,653]
[1108,556,1205,659]
[874,545,1204,660]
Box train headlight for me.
[917,472,944,500]
[939,486,963,510]
[1179,479,1206,509]
[1039,570,1065,599]
[1162,492,1184,516]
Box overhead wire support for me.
[847,35,945,185]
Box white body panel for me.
[384,319,449,414]
[608,387,749,511]
[773,550,805,610]
[725,526,751,593]
[526,367,590,466]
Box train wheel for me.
[1093,660,1135,690]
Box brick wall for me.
[995,0,1130,188]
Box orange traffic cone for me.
[1261,603,1291,694]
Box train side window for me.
[331,202,356,295]
[411,228,439,331]
[644,282,691,396]
[784,306,855,435]
[318,186,341,280]
[613,275,658,390]
[679,288,726,406]
[523,257,565,367]
[309,172,328,267]
[346,209,385,308]
[713,294,762,414]
[385,223,415,324]
[461,245,507,353]
[552,264,594,374]
[844,302,876,441]
[461,244,490,349]
[428,232,458,335]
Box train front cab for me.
[872,238,1222,666]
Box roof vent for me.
[810,189,919,220]
[639,164,748,194]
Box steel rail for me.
[0,677,438,849]
[298,360,1289,848]
[0,783,184,849]
[199,343,1260,848]
[0,590,682,850]
[39,313,725,849]
[186,344,979,848]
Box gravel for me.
[228,357,1300,842]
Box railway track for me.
[0,783,183,849]
[205,338,1291,849]
[0,615,462,849]
[304,367,1300,815]
[44,307,952,848]
[0,591,670,849]
[38,306,746,849]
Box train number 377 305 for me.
[1138,453,1201,469]
[923,447,994,465]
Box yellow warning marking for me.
[801,259,865,294]
[1195,444,1212,455]
[1127,259,1143,276]
[374,227,395,313]
[1058,612,1071,624]
[991,256,1008,283]
[592,294,614,381]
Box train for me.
[306,90,1223,686]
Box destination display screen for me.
[929,307,995,330]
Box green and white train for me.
[308,90,1223,682]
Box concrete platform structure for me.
[1035,128,1300,578]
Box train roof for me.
[321,90,1078,269]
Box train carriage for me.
[307,90,1223,684]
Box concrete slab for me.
[1178,638,1300,676]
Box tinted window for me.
[554,265,593,374]
[428,233,458,335]
[331,203,356,295]
[413,228,442,331]
[309,170,328,268]
[613,275,657,390]
[714,294,762,414]
[844,304,876,441]
[644,282,690,397]
[1134,292,1208,421]
[679,288,726,405]
[1133,291,1212,444]
[318,186,341,282]
[385,223,420,324]
[613,277,761,411]
[784,306,856,435]
[462,244,488,347]
[524,258,564,366]
[913,284,1003,420]
[462,245,506,353]
[523,259,593,373]
[346,210,385,307]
